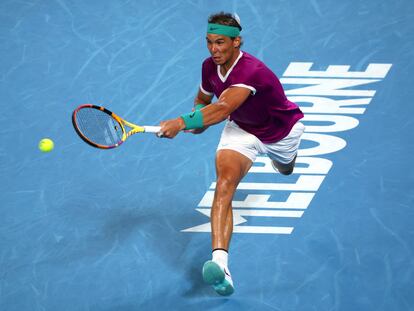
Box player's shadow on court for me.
[182,258,211,297]
[106,207,223,298]
[55,196,222,303]
[101,204,217,295]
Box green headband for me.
[207,23,240,37]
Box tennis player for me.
[159,12,304,296]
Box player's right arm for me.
[194,89,213,108]
[190,89,213,134]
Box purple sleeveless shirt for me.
[200,51,303,143]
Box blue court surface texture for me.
[1,1,413,310]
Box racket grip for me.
[143,126,162,133]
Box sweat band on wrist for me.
[207,23,240,37]
[181,110,204,130]
[194,103,205,110]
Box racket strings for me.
[75,108,123,147]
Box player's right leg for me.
[202,121,256,296]
[211,149,251,250]
[203,149,252,295]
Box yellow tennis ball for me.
[38,138,54,153]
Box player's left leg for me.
[271,154,297,175]
[266,122,305,175]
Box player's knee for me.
[216,176,238,193]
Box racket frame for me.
[72,104,148,149]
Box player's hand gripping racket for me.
[72,104,161,149]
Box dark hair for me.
[208,12,243,47]
[208,12,242,31]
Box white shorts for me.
[217,121,305,163]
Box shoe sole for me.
[202,261,235,296]
[213,279,234,296]
[202,261,225,285]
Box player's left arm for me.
[201,86,251,126]
[159,86,251,138]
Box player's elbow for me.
[203,101,232,126]
[215,101,233,120]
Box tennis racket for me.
[72,104,161,149]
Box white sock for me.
[212,249,228,268]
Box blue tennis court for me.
[1,0,413,310]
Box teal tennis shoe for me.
[202,260,234,296]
